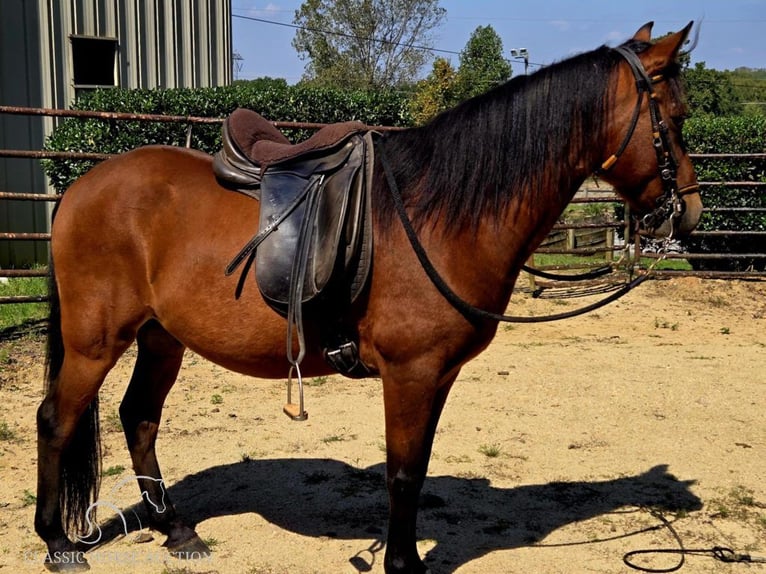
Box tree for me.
[683,62,742,117]
[409,57,458,125]
[409,25,512,124]
[292,0,446,89]
[454,25,511,101]
[728,67,766,117]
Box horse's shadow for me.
[94,460,700,573]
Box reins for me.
[521,263,613,282]
[622,507,766,572]
[378,139,651,324]
[377,44,687,325]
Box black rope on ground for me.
[623,507,766,572]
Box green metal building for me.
[0,0,232,267]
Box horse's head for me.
[599,22,703,239]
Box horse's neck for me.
[473,172,591,302]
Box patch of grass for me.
[730,485,757,507]
[103,465,125,477]
[533,253,692,272]
[707,295,730,308]
[0,276,48,331]
[720,327,731,335]
[638,257,693,271]
[321,430,357,444]
[478,443,502,458]
[21,489,36,506]
[245,566,290,574]
[160,567,216,574]
[210,394,223,405]
[444,454,473,464]
[102,410,123,433]
[307,376,329,387]
[710,485,764,524]
[0,420,17,442]
[654,318,679,330]
[202,536,219,548]
[533,253,613,269]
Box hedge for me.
[42,83,413,192]
[42,88,766,272]
[681,115,766,270]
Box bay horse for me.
[36,23,702,573]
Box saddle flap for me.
[254,134,367,306]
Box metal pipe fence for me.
[1,105,764,304]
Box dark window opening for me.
[71,36,118,87]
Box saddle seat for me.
[214,108,368,189]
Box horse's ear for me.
[642,21,694,70]
[632,22,654,42]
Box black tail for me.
[44,258,102,535]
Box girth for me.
[214,109,374,388]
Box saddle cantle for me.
[214,108,375,384]
[213,108,368,193]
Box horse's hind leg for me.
[36,330,133,571]
[119,320,210,557]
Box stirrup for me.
[283,364,308,421]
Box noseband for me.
[600,46,699,234]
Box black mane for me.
[375,43,630,232]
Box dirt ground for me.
[1,277,765,574]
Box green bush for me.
[681,115,766,271]
[43,83,413,192]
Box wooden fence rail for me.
[1,105,764,305]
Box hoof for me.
[166,534,212,560]
[384,554,430,574]
[43,551,90,572]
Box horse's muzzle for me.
[638,185,703,239]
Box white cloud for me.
[233,2,284,17]
[605,30,625,43]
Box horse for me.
[35,22,701,573]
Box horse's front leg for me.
[382,370,456,574]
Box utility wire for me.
[233,13,461,56]
[233,12,544,68]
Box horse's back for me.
[53,145,245,292]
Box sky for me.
[231,0,766,83]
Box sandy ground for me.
[0,277,765,574]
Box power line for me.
[233,12,545,69]
[232,12,462,56]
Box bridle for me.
[599,45,699,236]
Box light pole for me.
[510,48,529,75]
